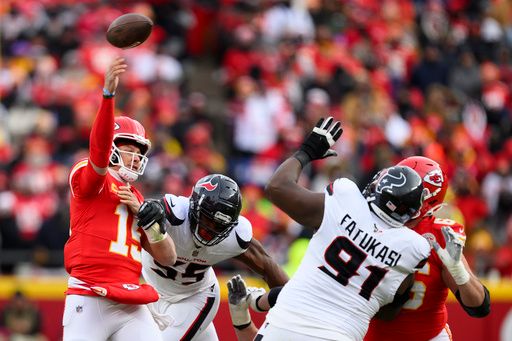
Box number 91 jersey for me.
[265,178,431,341]
[141,194,253,303]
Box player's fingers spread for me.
[330,122,342,138]
[333,126,343,140]
[315,117,325,128]
[322,116,334,130]
[330,121,341,132]
[234,280,241,293]
[323,116,334,130]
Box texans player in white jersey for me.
[251,117,431,341]
[135,174,288,341]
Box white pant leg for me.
[63,295,161,341]
[430,324,453,341]
[63,295,108,341]
[111,304,162,341]
[255,321,353,341]
[156,283,220,341]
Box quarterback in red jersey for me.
[365,156,490,341]
[63,57,177,341]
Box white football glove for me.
[227,275,251,327]
[432,226,470,285]
[246,286,267,313]
[227,275,267,327]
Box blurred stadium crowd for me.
[0,0,512,280]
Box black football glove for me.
[137,199,166,232]
[294,116,343,167]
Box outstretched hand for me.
[104,57,127,95]
[227,275,251,327]
[433,226,470,285]
[294,117,343,166]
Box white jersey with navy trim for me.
[141,194,253,303]
[265,178,431,340]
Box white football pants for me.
[62,294,162,341]
[149,282,220,341]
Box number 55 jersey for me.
[265,178,431,341]
[141,194,253,303]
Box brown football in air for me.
[106,13,153,49]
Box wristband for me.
[448,261,470,286]
[103,88,115,98]
[292,150,312,168]
[144,223,167,243]
[253,295,266,312]
[234,322,252,330]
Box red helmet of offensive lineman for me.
[397,156,448,218]
[110,116,151,182]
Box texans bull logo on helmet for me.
[376,171,407,194]
[198,180,218,191]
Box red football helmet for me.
[110,116,151,182]
[397,156,447,217]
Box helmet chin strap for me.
[118,167,139,183]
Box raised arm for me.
[265,117,343,230]
[89,57,126,175]
[234,238,288,288]
[264,158,325,229]
[71,58,127,197]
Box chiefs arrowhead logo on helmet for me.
[198,180,218,191]
[424,169,444,187]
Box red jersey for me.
[365,216,465,341]
[64,159,146,287]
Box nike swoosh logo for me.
[169,198,176,207]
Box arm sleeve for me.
[90,97,115,168]
[70,97,115,197]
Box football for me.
[106,13,153,49]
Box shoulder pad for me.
[162,194,188,225]
[234,215,253,250]
[328,178,360,196]
[69,159,89,181]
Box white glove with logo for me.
[432,226,470,285]
[227,275,267,327]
